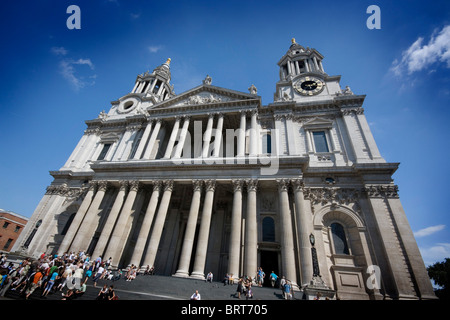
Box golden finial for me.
[291,38,296,44]
[166,58,171,65]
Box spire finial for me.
[166,58,171,65]
[291,38,296,44]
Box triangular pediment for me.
[147,84,260,112]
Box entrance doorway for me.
[260,250,279,287]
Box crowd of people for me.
[0,252,155,300]
[1,253,299,300]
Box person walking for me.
[42,268,59,297]
[92,264,105,287]
[269,271,278,288]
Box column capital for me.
[128,180,140,192]
[152,180,162,192]
[291,178,304,191]
[276,178,290,192]
[204,179,216,192]
[97,180,109,192]
[231,179,244,192]
[246,179,258,192]
[163,179,174,192]
[192,179,203,192]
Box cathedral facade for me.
[12,39,435,299]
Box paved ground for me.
[3,273,296,301]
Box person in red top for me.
[25,269,43,299]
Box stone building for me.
[12,39,435,299]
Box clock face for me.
[294,77,325,96]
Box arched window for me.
[262,217,275,242]
[331,222,349,255]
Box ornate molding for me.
[304,187,360,206]
[364,185,399,199]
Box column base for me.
[190,272,205,280]
[173,270,190,278]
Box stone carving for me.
[202,75,212,85]
[187,93,225,105]
[304,187,360,206]
[248,84,257,95]
[364,185,399,198]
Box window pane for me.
[331,223,349,255]
[313,131,329,153]
[97,144,111,160]
[262,217,275,242]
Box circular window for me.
[118,97,139,113]
[123,100,134,110]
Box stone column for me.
[92,180,128,259]
[173,116,191,159]
[244,179,258,279]
[164,117,181,159]
[277,179,298,288]
[174,180,203,278]
[212,113,224,157]
[57,182,96,256]
[142,180,174,268]
[133,119,153,160]
[237,110,246,157]
[291,179,313,286]
[249,110,258,156]
[191,179,216,279]
[70,180,108,252]
[142,118,162,159]
[228,179,244,278]
[202,113,214,158]
[104,180,140,268]
[130,180,162,267]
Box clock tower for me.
[274,38,342,102]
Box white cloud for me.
[419,243,450,266]
[59,58,96,91]
[51,47,68,56]
[130,13,141,19]
[390,25,450,76]
[148,45,163,53]
[414,224,446,238]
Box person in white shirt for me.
[190,290,201,300]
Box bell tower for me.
[273,38,342,102]
[130,58,175,103]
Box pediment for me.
[147,84,259,112]
[302,117,333,129]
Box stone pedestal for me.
[303,276,336,300]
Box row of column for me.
[130,109,259,161]
[57,177,314,286]
[57,179,175,270]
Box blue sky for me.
[1,0,449,266]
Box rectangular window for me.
[2,222,9,229]
[97,143,111,161]
[313,131,329,153]
[3,238,13,250]
[261,133,272,154]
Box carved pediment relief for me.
[148,85,259,112]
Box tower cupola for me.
[278,38,326,81]
[130,58,175,103]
